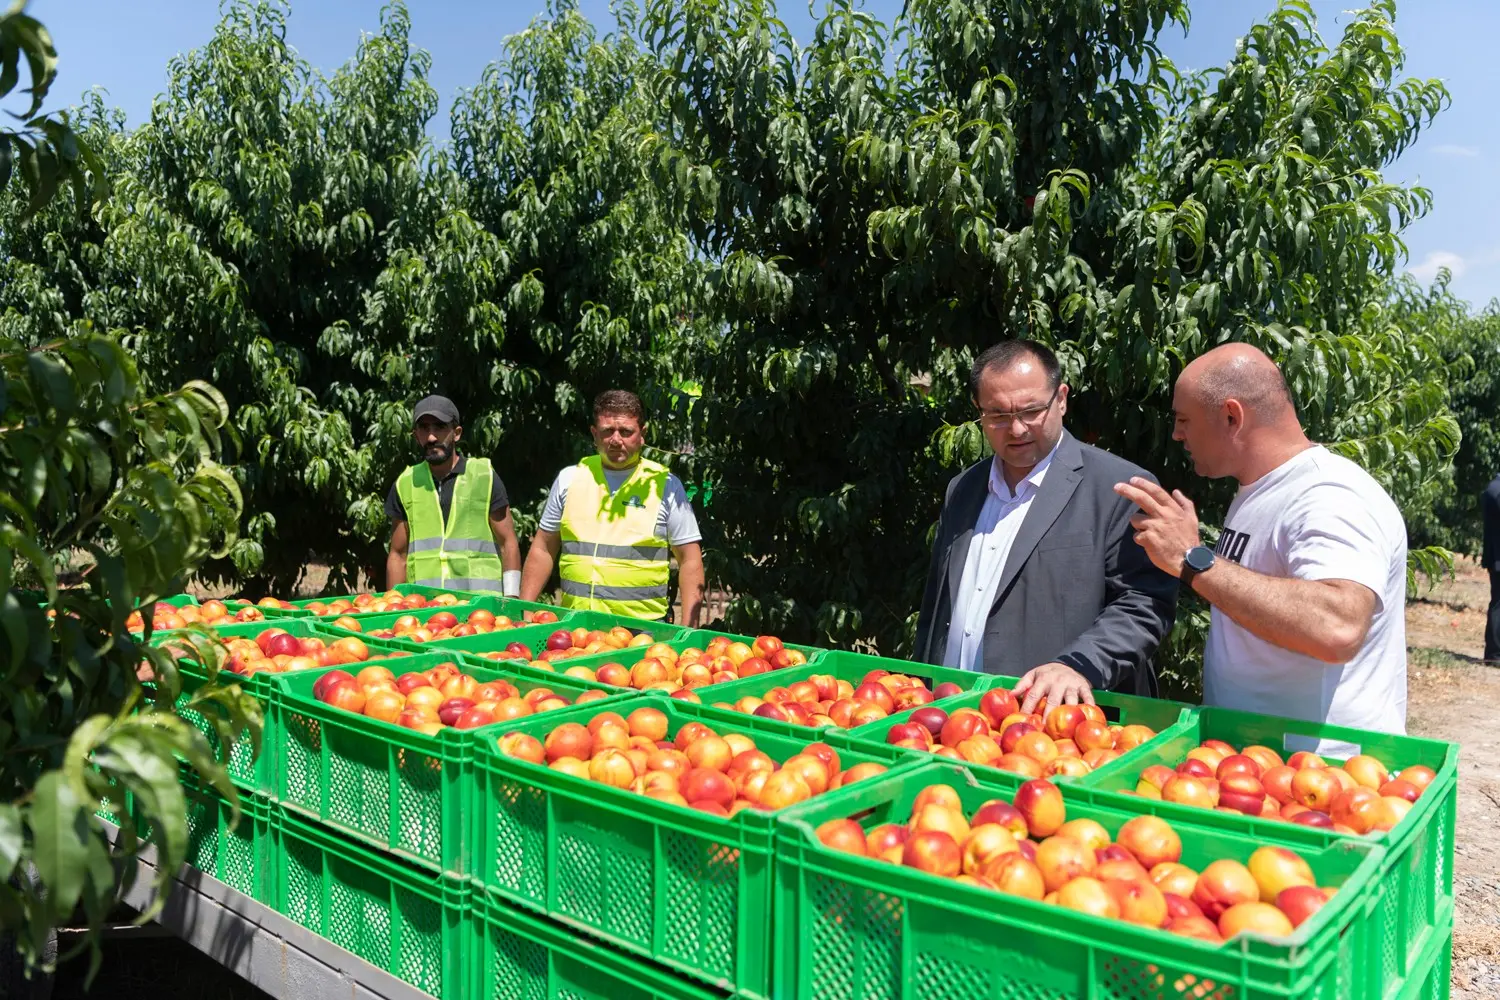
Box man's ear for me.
[453,424,463,443]
[1224,400,1245,428]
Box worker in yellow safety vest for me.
[521,389,705,624]
[386,395,522,595]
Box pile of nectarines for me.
[1132,739,1434,834]
[814,777,1336,943]
[299,590,469,615]
[706,668,964,728]
[335,608,573,645]
[484,625,666,671]
[221,627,407,675]
[312,661,605,735]
[128,599,265,633]
[875,690,1157,779]
[549,635,805,697]
[231,590,520,617]
[497,707,885,817]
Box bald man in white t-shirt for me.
[1116,344,1408,747]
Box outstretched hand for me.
[1113,476,1202,578]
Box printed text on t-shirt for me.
[1215,528,1250,564]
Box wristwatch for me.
[1180,545,1216,588]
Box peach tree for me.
[643,0,1457,690]
[0,3,259,981]
[0,1,702,593]
[1402,270,1500,559]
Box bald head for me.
[1179,343,1296,421]
[1172,343,1310,482]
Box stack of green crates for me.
[467,694,910,999]
[148,607,1456,1000]
[772,758,1395,1000]
[272,652,613,874]
[1075,706,1459,994]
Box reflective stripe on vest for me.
[396,458,506,594]
[558,580,669,602]
[414,576,506,591]
[408,537,499,554]
[559,541,669,561]
[557,455,671,620]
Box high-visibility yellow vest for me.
[557,455,671,619]
[396,458,505,593]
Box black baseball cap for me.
[413,395,460,425]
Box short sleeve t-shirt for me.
[385,456,509,525]
[1203,446,1408,752]
[537,464,702,546]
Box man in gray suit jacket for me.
[915,340,1179,712]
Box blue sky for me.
[29,0,1500,308]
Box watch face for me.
[1186,546,1216,572]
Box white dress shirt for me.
[943,442,1060,672]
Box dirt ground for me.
[1405,557,1498,998]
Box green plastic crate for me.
[313,607,672,660]
[284,582,489,608]
[415,615,690,676]
[470,695,916,999]
[94,785,128,828]
[1081,706,1460,991]
[696,649,997,725]
[151,593,200,608]
[272,807,467,998]
[774,758,1389,1000]
[510,630,825,683]
[174,770,275,904]
[222,600,315,619]
[225,583,492,618]
[273,655,619,875]
[162,617,426,795]
[1394,904,1452,1000]
[272,589,568,624]
[471,894,729,1000]
[124,593,203,635]
[307,595,560,636]
[678,628,826,662]
[833,683,1195,785]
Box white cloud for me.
[1431,144,1480,158]
[1408,250,1467,284]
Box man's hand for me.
[1114,477,1202,579]
[1014,661,1095,715]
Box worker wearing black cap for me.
[385,395,521,595]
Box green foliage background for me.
[4,0,1489,688]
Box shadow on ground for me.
[52,933,271,1000]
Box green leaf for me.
[28,771,90,915]
[0,803,23,879]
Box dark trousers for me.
[1487,569,1500,662]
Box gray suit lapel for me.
[991,433,1086,605]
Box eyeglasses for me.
[979,386,1060,427]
